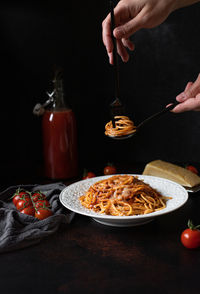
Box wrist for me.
[172,0,200,11]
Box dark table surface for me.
[0,162,200,294]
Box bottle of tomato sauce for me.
[42,71,78,179]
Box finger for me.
[102,16,113,53]
[108,41,129,64]
[172,97,200,113]
[184,74,200,100]
[117,39,129,62]
[194,94,200,111]
[121,38,135,51]
[176,82,193,102]
[108,39,131,64]
[108,52,113,65]
[114,11,145,40]
[166,103,173,108]
[102,4,129,53]
[176,92,185,102]
[184,81,193,92]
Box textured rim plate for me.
[59,174,188,227]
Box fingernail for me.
[177,93,186,102]
[114,28,123,39]
[122,55,129,63]
[108,53,113,65]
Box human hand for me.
[172,74,200,113]
[102,0,176,64]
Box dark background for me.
[0,0,200,176]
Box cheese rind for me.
[143,160,200,187]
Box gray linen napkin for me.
[0,182,75,253]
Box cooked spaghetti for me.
[105,116,136,137]
[79,175,171,216]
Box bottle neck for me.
[51,79,69,111]
[53,91,66,110]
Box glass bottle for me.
[42,71,78,179]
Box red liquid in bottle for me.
[42,108,78,179]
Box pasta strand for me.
[105,116,136,137]
[80,175,172,216]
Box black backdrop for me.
[0,0,200,173]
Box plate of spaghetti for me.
[59,174,188,227]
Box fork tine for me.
[110,99,125,118]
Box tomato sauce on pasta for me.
[80,175,171,216]
[105,116,136,137]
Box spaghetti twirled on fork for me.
[105,116,136,137]
[80,175,171,216]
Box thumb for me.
[172,97,200,113]
[114,15,143,39]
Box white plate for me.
[59,174,188,227]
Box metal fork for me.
[110,101,180,140]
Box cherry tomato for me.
[31,191,46,202]
[21,206,35,216]
[16,198,33,211]
[35,208,53,220]
[13,194,21,206]
[34,200,50,209]
[12,190,29,206]
[181,220,200,249]
[186,165,198,175]
[83,171,96,179]
[104,164,117,175]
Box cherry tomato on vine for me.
[31,191,46,202]
[16,198,33,211]
[181,220,200,249]
[21,206,35,216]
[35,208,53,220]
[12,188,53,219]
[12,190,29,206]
[34,200,50,209]
[186,165,198,175]
[83,171,96,179]
[12,194,21,206]
[104,164,117,175]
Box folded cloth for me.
[0,182,75,253]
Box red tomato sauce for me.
[42,109,78,179]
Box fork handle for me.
[110,1,120,99]
[137,101,179,131]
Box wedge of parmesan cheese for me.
[142,160,200,187]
